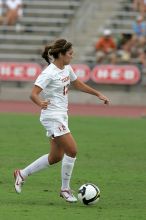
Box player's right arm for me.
[30,85,49,110]
[72,79,110,105]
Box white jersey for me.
[6,0,23,16]
[35,63,77,118]
[6,0,22,9]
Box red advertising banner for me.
[91,65,141,85]
[0,62,141,85]
[0,62,41,81]
[71,64,91,82]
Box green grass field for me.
[0,113,146,220]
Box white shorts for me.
[40,114,70,138]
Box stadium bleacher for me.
[0,0,138,64]
[0,0,82,62]
[79,0,140,66]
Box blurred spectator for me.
[117,33,132,49]
[131,33,146,54]
[0,0,3,24]
[95,29,117,64]
[117,32,146,64]
[132,15,146,38]
[139,48,146,68]
[117,33,133,63]
[133,0,146,17]
[3,0,23,26]
[138,47,146,73]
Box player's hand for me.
[98,94,110,105]
[40,100,50,109]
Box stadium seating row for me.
[0,0,82,61]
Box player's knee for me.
[67,148,77,158]
[48,154,63,165]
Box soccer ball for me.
[78,183,100,205]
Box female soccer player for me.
[14,38,110,203]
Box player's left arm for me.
[72,79,110,105]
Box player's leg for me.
[21,138,64,176]
[14,139,63,193]
[54,133,77,202]
[14,153,49,193]
[48,138,64,165]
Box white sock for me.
[61,154,76,190]
[21,154,49,178]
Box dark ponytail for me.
[42,45,52,65]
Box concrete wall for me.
[69,90,146,106]
[0,85,146,106]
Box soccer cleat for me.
[60,189,77,203]
[14,169,25,193]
